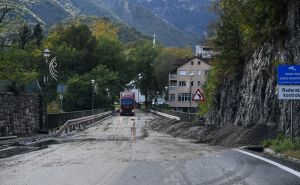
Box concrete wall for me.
[0,92,41,136]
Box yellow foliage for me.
[92,20,119,40]
[165,47,193,59]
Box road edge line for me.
[234,149,300,178]
[0,146,16,152]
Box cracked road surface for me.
[0,110,299,185]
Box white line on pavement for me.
[149,110,180,120]
[234,149,300,178]
[0,146,16,152]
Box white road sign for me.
[192,89,205,101]
[278,85,300,100]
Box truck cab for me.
[120,92,135,116]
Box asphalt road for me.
[0,110,299,185]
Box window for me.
[205,70,209,76]
[170,94,175,102]
[179,81,186,86]
[191,61,194,65]
[198,61,201,65]
[121,99,134,105]
[198,81,201,86]
[179,70,186,76]
[189,70,194,76]
[198,70,202,76]
[178,93,191,102]
[190,81,194,87]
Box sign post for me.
[192,89,205,124]
[278,65,300,140]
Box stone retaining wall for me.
[0,92,41,136]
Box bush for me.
[262,134,300,158]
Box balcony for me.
[169,86,177,91]
[169,75,177,80]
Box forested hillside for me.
[0,3,192,112]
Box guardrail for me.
[48,109,110,129]
[54,111,113,137]
[151,108,205,123]
[149,110,180,120]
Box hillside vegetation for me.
[200,0,291,115]
[0,3,192,112]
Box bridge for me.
[0,109,299,185]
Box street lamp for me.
[189,72,194,113]
[165,86,168,102]
[91,79,95,110]
[105,88,110,108]
[41,48,52,129]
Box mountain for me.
[12,0,216,47]
[134,0,217,39]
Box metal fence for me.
[47,108,111,129]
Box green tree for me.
[153,47,193,93]
[33,23,43,48]
[94,35,123,71]
[64,65,119,111]
[0,48,39,91]
[18,23,32,49]
[130,41,160,106]
[44,24,97,75]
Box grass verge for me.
[262,134,300,159]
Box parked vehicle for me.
[152,98,166,106]
[120,91,135,116]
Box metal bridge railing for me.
[54,110,113,137]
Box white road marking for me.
[234,149,300,178]
[149,110,180,120]
[0,146,16,152]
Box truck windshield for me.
[121,99,134,105]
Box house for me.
[168,56,211,112]
[196,45,214,59]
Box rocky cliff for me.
[207,1,300,136]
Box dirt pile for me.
[147,118,278,147]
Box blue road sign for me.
[57,84,66,93]
[278,65,300,85]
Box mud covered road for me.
[0,110,299,185]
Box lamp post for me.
[41,49,52,129]
[106,88,109,108]
[165,86,168,102]
[91,79,95,110]
[189,73,194,113]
